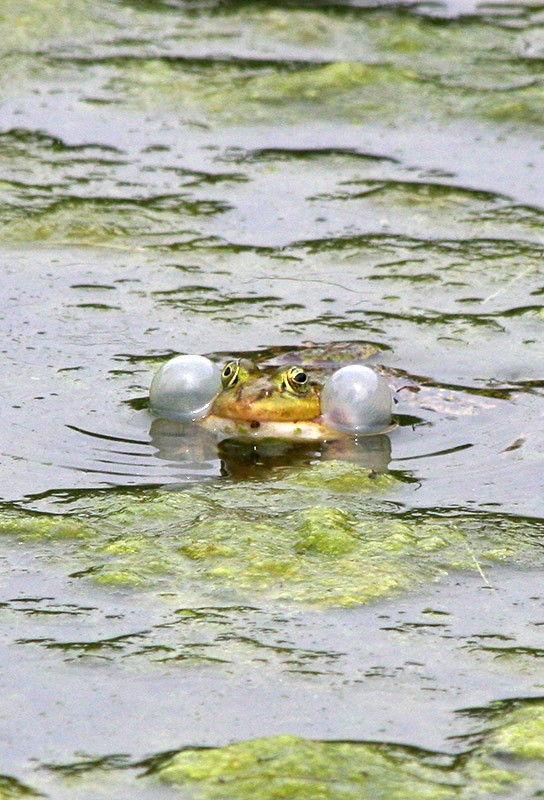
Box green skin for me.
[211,359,321,422]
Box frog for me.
[197,357,392,440]
[149,341,497,445]
[149,343,396,440]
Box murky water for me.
[0,1,543,797]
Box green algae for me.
[0,0,106,56]
[0,775,40,800]
[0,195,228,245]
[156,735,461,800]
[155,703,544,799]
[1,0,544,793]
[107,38,544,130]
[0,0,117,104]
[0,515,89,541]
[487,704,544,761]
[93,4,534,129]
[295,507,358,556]
[322,180,544,244]
[19,703,544,797]
[0,474,542,606]
[0,127,232,246]
[1,0,542,133]
[111,58,427,125]
[290,460,398,493]
[28,705,544,796]
[461,701,544,794]
[3,128,543,258]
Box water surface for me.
[0,0,543,797]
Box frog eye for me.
[285,366,309,394]
[221,360,240,389]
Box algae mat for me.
[0,475,542,606]
[156,702,544,799]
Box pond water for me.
[1,0,543,797]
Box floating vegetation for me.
[155,700,544,799]
[0,475,542,606]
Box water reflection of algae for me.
[0,472,541,606]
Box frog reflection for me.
[149,416,391,480]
